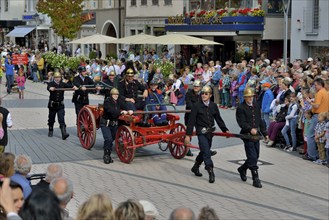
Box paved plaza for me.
[1,81,328,219]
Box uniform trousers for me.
[100,124,118,151]
[196,134,213,169]
[48,107,65,127]
[242,140,260,170]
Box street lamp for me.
[282,0,291,66]
[34,13,39,50]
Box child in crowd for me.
[313,112,327,165]
[302,110,313,154]
[16,67,26,99]
[324,113,329,167]
[230,74,238,110]
[219,69,230,108]
[281,93,299,152]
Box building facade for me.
[290,0,329,61]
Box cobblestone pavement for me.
[1,81,328,219]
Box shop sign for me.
[12,54,28,65]
[167,16,222,25]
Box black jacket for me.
[102,97,130,121]
[47,80,72,102]
[72,75,95,104]
[186,101,228,135]
[118,79,145,100]
[236,101,267,136]
[184,89,201,125]
[0,107,10,146]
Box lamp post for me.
[34,13,39,50]
[282,0,291,66]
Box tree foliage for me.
[37,0,84,40]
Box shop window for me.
[141,0,147,6]
[5,0,9,12]
[267,0,284,14]
[164,0,172,6]
[313,0,319,30]
[131,0,136,6]
[152,0,159,5]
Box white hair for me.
[14,154,32,175]
[49,177,73,205]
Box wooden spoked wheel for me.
[77,106,97,150]
[168,123,188,159]
[115,125,136,163]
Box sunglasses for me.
[201,92,210,95]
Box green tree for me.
[37,0,84,41]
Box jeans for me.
[196,134,213,169]
[238,89,244,104]
[32,71,38,82]
[281,118,297,148]
[6,74,14,94]
[326,148,329,164]
[307,114,319,160]
[261,112,270,130]
[231,95,237,107]
[222,92,229,107]
[243,140,260,170]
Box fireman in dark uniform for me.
[47,72,72,140]
[184,80,217,157]
[101,70,117,99]
[184,86,229,183]
[236,88,268,188]
[101,88,133,164]
[118,68,148,111]
[72,66,101,120]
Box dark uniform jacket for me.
[236,101,267,136]
[102,97,130,123]
[184,89,201,125]
[72,75,95,104]
[101,78,116,99]
[118,79,145,101]
[0,107,10,146]
[47,80,72,109]
[186,101,228,136]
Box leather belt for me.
[201,127,216,134]
[106,120,118,126]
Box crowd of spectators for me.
[0,152,220,219]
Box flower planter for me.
[221,16,264,23]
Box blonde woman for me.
[114,199,145,220]
[76,194,114,220]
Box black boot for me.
[206,167,215,183]
[251,170,262,188]
[60,126,69,140]
[210,150,217,156]
[237,164,248,182]
[48,127,53,137]
[191,161,202,177]
[186,149,193,156]
[103,149,113,164]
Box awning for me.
[6,27,35,37]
